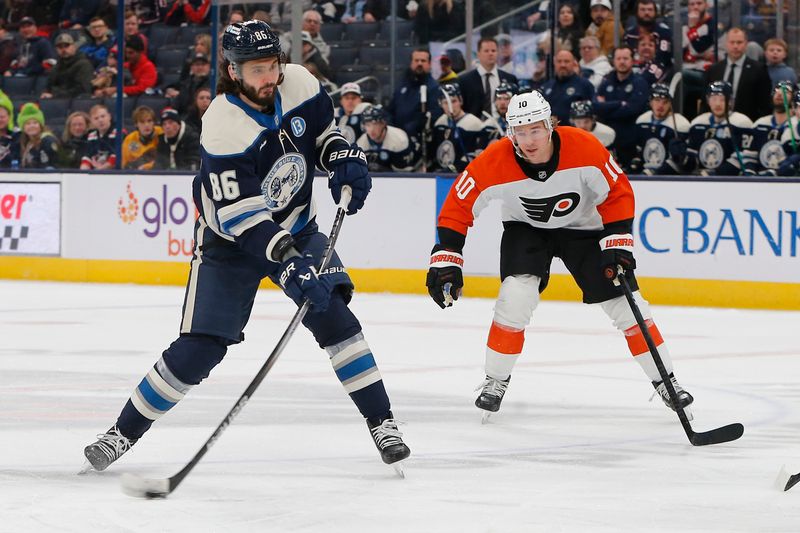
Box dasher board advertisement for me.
[0,181,60,256]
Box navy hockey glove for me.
[668,139,687,161]
[426,245,464,309]
[327,146,371,215]
[600,233,636,280]
[278,252,333,313]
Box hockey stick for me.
[121,187,353,499]
[723,106,749,174]
[614,268,744,446]
[779,85,798,154]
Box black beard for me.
[240,80,276,109]
[775,102,788,113]
[637,17,655,29]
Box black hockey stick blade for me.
[786,473,800,492]
[688,423,744,446]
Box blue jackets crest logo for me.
[290,116,306,137]
[261,153,307,211]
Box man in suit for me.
[457,37,519,120]
[703,27,771,121]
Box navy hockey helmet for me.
[495,82,518,100]
[650,83,671,100]
[795,87,800,106]
[361,104,388,124]
[706,80,732,99]
[774,80,795,98]
[569,99,594,119]
[222,20,282,65]
[439,83,462,100]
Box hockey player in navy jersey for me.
[683,81,757,175]
[334,82,370,144]
[569,99,616,150]
[632,83,690,175]
[83,20,410,473]
[356,104,418,171]
[432,83,493,172]
[483,82,517,141]
[777,89,800,176]
[753,81,796,175]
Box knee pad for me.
[600,291,653,331]
[493,275,540,329]
[161,334,229,385]
[302,291,362,348]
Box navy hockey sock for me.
[326,332,391,420]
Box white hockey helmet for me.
[506,90,553,140]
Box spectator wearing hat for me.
[335,82,370,144]
[155,108,200,171]
[121,34,157,96]
[79,16,115,69]
[81,103,121,170]
[0,20,19,74]
[301,31,333,82]
[122,105,162,170]
[164,0,212,26]
[58,111,91,168]
[0,90,19,168]
[166,52,210,114]
[437,54,458,84]
[41,33,94,98]
[585,0,622,56]
[4,17,55,77]
[17,103,59,169]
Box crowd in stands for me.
[0,0,795,176]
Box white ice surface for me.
[1,280,799,532]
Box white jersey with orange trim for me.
[437,126,634,238]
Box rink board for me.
[0,172,798,310]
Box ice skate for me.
[367,412,410,478]
[82,426,137,472]
[651,373,694,421]
[475,375,510,423]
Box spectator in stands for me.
[40,33,93,98]
[81,103,120,170]
[542,49,595,124]
[226,9,245,25]
[17,103,59,169]
[58,110,90,168]
[122,105,162,170]
[341,0,388,23]
[124,10,149,53]
[357,104,418,172]
[183,86,211,133]
[301,31,333,82]
[335,82,369,144]
[180,33,211,79]
[0,93,19,168]
[0,20,19,73]
[542,4,583,57]
[387,48,443,143]
[127,0,166,26]
[579,36,611,89]
[164,0,211,26]
[457,37,519,119]
[764,38,797,87]
[624,0,672,82]
[302,10,330,62]
[633,33,671,85]
[414,0,465,44]
[120,34,157,96]
[91,45,129,97]
[155,107,200,170]
[4,16,55,77]
[681,0,716,119]
[438,54,458,84]
[58,0,103,29]
[585,0,622,56]
[79,16,115,69]
[166,52,210,114]
[703,28,772,122]
[594,45,649,168]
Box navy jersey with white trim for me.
[194,64,347,261]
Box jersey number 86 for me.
[209,170,241,201]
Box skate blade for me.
[77,460,94,475]
[120,473,171,499]
[391,461,406,479]
[481,411,492,424]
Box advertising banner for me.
[0,181,60,256]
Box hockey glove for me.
[278,252,333,313]
[327,146,371,215]
[599,233,636,280]
[668,139,688,162]
[426,245,464,309]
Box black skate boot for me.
[367,412,410,477]
[475,375,510,423]
[651,373,694,420]
[81,426,137,473]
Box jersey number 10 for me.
[454,171,475,200]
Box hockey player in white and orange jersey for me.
[426,90,694,422]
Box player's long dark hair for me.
[217,59,241,96]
